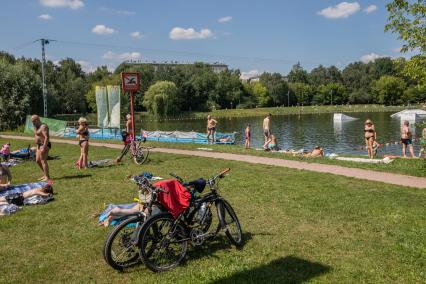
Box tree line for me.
[0,0,424,127]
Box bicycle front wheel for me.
[103,214,145,271]
[139,212,188,272]
[133,145,149,165]
[217,199,243,247]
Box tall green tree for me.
[260,73,290,106]
[287,62,309,84]
[0,60,40,130]
[371,75,406,105]
[385,0,426,53]
[143,81,179,117]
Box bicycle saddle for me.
[183,178,206,193]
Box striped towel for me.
[0,182,47,197]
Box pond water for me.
[138,112,424,156]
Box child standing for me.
[245,124,251,149]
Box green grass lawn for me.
[2,133,425,177]
[0,139,425,283]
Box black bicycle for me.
[102,175,166,271]
[138,168,243,272]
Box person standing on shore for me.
[76,117,89,169]
[400,120,415,158]
[116,114,133,163]
[263,114,272,149]
[207,115,218,144]
[364,119,376,159]
[31,115,51,181]
[245,124,251,149]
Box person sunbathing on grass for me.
[0,184,53,205]
[264,135,280,151]
[0,164,12,191]
[304,146,324,157]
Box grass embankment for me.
[2,132,425,177]
[54,104,419,122]
[0,139,425,283]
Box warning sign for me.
[121,72,140,92]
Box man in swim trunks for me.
[207,115,218,144]
[263,113,272,149]
[31,115,51,181]
[400,120,414,158]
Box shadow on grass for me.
[54,174,92,180]
[212,256,331,283]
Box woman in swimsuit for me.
[76,117,89,169]
[400,121,415,158]
[364,119,376,159]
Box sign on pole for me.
[121,72,141,139]
[121,72,140,92]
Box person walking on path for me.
[206,115,218,144]
[31,115,51,181]
[76,117,89,169]
[263,114,272,149]
[364,119,376,159]
[116,114,133,163]
[400,120,415,158]
[245,124,251,149]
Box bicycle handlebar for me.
[169,172,184,183]
[133,175,168,194]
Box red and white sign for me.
[121,72,140,92]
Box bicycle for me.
[138,168,243,272]
[102,175,166,271]
[116,134,150,165]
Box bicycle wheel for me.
[217,199,243,247]
[133,145,149,165]
[139,212,188,272]
[103,215,145,270]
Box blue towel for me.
[98,203,138,226]
[0,182,47,197]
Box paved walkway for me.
[2,134,425,189]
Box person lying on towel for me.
[0,184,53,206]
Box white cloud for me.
[218,16,232,23]
[129,31,143,39]
[92,25,115,35]
[76,60,96,73]
[39,0,84,9]
[360,53,384,63]
[102,51,141,62]
[38,14,52,20]
[318,2,360,19]
[169,27,213,40]
[364,5,378,14]
[240,70,260,80]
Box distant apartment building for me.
[123,60,228,73]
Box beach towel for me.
[24,194,54,205]
[155,179,191,219]
[335,157,393,164]
[88,159,115,168]
[98,203,139,226]
[0,159,23,167]
[0,182,47,197]
[0,204,20,216]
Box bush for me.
[142,81,179,117]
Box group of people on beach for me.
[364,119,425,159]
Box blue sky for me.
[0,0,407,76]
